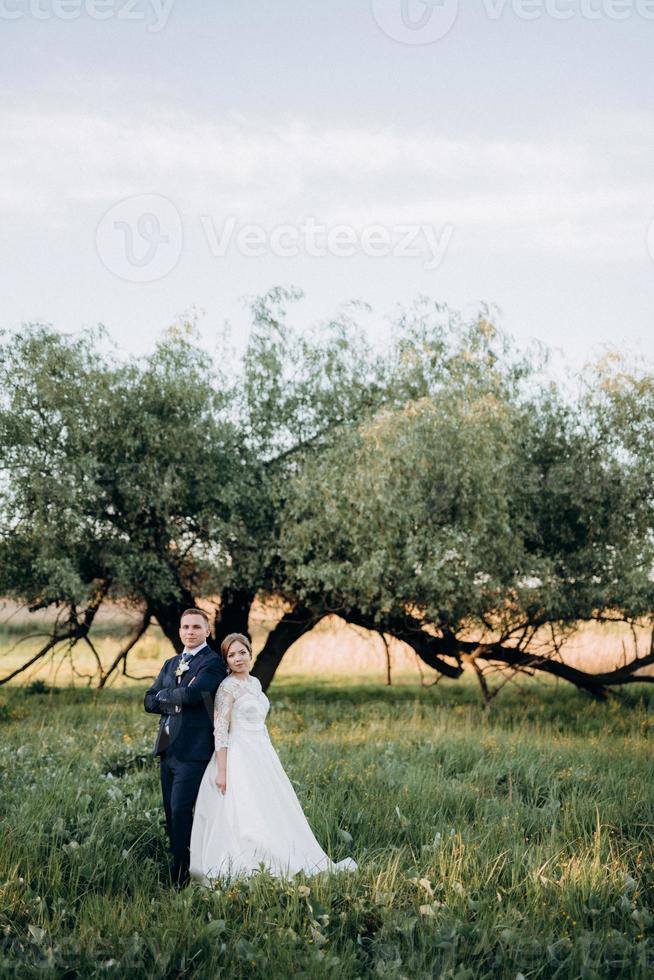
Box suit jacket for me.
[144,645,227,761]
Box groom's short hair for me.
[180,607,209,625]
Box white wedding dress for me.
[189,674,357,883]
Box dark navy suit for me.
[144,644,226,884]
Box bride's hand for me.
[215,770,226,795]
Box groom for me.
[144,608,226,886]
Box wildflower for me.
[27,925,46,944]
[623,873,636,894]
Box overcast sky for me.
[2,0,652,368]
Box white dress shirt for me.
[182,643,208,658]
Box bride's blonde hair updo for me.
[220,632,252,671]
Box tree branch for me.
[0,632,72,685]
[98,609,152,689]
[0,586,109,686]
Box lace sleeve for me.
[213,683,235,749]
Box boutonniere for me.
[175,660,191,679]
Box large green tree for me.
[2,294,653,700]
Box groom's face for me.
[179,614,210,650]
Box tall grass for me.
[1,677,653,978]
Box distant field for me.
[1,600,652,692]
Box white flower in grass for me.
[310,924,328,946]
[395,806,409,828]
[28,925,46,944]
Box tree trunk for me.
[251,605,317,691]
[150,589,197,653]
[214,586,256,648]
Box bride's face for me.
[227,641,251,675]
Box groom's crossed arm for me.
[144,659,178,715]
[149,657,224,712]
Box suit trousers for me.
[159,751,207,882]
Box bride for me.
[189,632,357,883]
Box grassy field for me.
[1,675,653,978]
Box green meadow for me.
[1,676,653,979]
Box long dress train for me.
[189,674,357,883]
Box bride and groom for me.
[144,608,356,887]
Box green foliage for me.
[280,391,524,625]
[0,292,392,625]
[230,288,390,591]
[279,320,654,639]
[0,324,243,614]
[0,680,653,977]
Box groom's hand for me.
[144,662,174,715]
